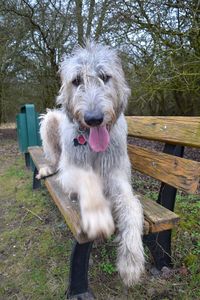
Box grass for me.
[0,140,200,299]
[0,154,73,299]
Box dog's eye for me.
[72,76,82,87]
[99,73,111,83]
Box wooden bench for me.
[28,116,200,300]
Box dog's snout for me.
[84,111,104,127]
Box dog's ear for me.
[58,55,68,84]
[56,84,65,106]
[118,75,131,113]
[56,56,73,106]
[56,61,74,122]
[114,56,131,115]
[56,56,67,106]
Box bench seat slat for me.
[29,146,88,243]
[28,146,180,241]
[126,116,200,148]
[139,197,179,233]
[45,177,88,243]
[128,144,200,194]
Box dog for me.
[37,42,145,286]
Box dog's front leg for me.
[109,171,145,286]
[59,167,115,240]
[80,169,115,239]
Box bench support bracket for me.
[67,241,94,300]
[143,144,184,270]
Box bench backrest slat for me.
[128,144,200,193]
[126,116,200,148]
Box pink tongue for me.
[88,126,110,152]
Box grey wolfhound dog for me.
[37,42,145,286]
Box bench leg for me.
[144,144,184,270]
[33,167,41,189]
[67,241,94,300]
[143,186,176,269]
[25,152,31,169]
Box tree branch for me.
[95,0,109,40]
[75,0,84,45]
[86,0,95,38]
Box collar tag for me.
[74,135,87,147]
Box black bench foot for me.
[67,291,95,300]
[67,241,94,300]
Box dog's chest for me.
[68,137,123,177]
[63,117,127,177]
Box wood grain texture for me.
[29,146,48,170]
[28,146,180,239]
[44,177,89,243]
[128,144,200,193]
[143,220,150,235]
[140,196,179,233]
[29,146,89,243]
[126,116,200,148]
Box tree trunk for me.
[95,0,109,40]
[75,0,84,45]
[86,0,95,38]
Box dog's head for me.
[57,42,130,152]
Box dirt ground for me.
[0,129,19,174]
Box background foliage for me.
[0,0,200,122]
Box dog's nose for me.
[84,111,104,127]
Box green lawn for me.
[0,140,199,299]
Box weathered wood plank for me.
[29,146,89,243]
[126,116,200,148]
[139,197,179,233]
[29,146,48,170]
[143,220,150,235]
[128,144,200,193]
[28,146,180,239]
[45,177,89,243]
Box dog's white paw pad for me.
[36,166,51,179]
[82,205,115,239]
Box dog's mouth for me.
[78,125,110,152]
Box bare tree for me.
[1,0,200,122]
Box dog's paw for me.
[117,256,145,286]
[117,242,145,286]
[81,202,115,240]
[36,166,52,179]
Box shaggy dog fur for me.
[37,42,145,286]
